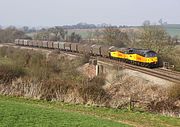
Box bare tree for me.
[139,23,175,55]
[0,27,30,43]
[87,31,94,42]
[69,32,82,43]
[94,29,103,43]
[33,27,68,41]
[102,27,130,47]
[126,29,140,47]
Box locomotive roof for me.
[136,49,156,53]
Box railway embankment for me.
[0,46,179,117]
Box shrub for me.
[80,54,90,64]
[39,79,73,101]
[0,46,8,57]
[168,84,180,99]
[0,64,26,84]
[147,98,180,116]
[78,76,109,104]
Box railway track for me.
[58,49,180,84]
[99,58,180,84]
[1,43,180,84]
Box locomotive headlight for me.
[154,57,157,62]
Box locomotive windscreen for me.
[145,51,157,57]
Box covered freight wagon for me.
[24,40,29,46]
[37,40,42,47]
[15,39,19,45]
[42,41,48,48]
[71,43,79,52]
[33,40,39,47]
[64,42,71,51]
[78,43,92,54]
[53,42,59,49]
[78,43,87,53]
[84,44,92,54]
[28,40,33,46]
[48,41,54,48]
[59,42,66,50]
[91,44,101,56]
[101,46,115,57]
[19,39,24,45]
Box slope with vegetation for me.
[0,46,179,117]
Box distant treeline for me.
[62,23,130,29]
[0,23,131,33]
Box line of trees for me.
[33,26,82,43]
[0,27,30,43]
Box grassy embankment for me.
[0,95,180,127]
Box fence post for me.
[128,97,132,111]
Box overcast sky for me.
[0,0,179,26]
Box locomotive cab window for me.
[145,51,157,57]
[128,49,134,54]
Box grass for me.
[0,95,129,127]
[0,95,179,127]
[0,57,13,65]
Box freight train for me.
[14,39,158,68]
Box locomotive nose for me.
[147,57,158,63]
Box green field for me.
[0,95,179,127]
[67,29,96,39]
[67,27,180,39]
[0,96,129,127]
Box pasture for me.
[0,95,179,127]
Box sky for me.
[0,0,179,27]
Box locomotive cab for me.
[144,50,158,67]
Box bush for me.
[168,84,180,99]
[0,64,26,84]
[78,76,109,104]
[40,79,73,101]
[80,54,90,64]
[0,46,8,57]
[147,99,180,116]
